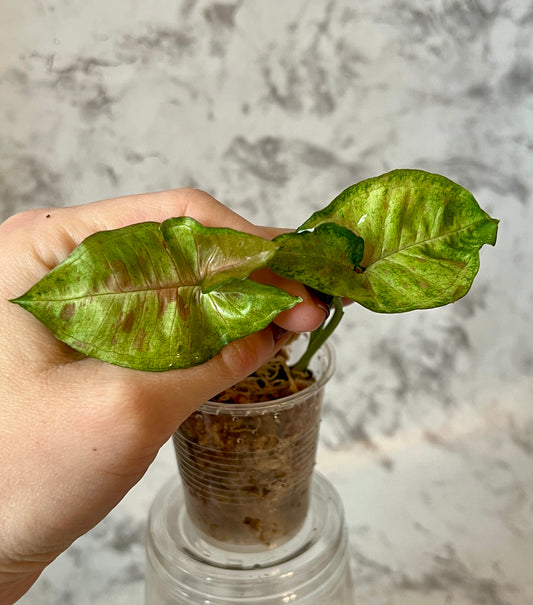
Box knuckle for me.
[0,208,44,233]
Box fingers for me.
[251,268,327,332]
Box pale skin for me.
[0,188,327,604]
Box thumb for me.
[58,325,293,455]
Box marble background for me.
[1,1,532,603]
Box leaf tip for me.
[8,295,29,308]
[488,216,499,246]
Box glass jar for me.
[172,339,335,548]
[145,471,354,604]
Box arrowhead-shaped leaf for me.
[11,217,300,370]
[295,169,499,312]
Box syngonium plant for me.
[11,169,499,372]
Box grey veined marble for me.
[2,0,533,603]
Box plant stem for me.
[292,296,344,372]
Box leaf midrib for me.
[367,216,488,268]
[28,284,196,302]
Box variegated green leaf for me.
[11,217,300,370]
[294,169,498,312]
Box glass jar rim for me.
[198,340,335,416]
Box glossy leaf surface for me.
[294,169,499,312]
[11,217,300,370]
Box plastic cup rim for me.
[197,340,335,417]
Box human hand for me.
[0,188,326,603]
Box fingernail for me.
[315,299,330,320]
[307,287,332,320]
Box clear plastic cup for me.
[172,339,334,548]
[145,471,354,604]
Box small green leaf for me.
[11,217,300,370]
[297,169,499,312]
[268,223,365,297]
